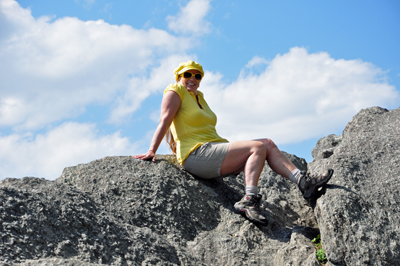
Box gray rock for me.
[1,155,316,265]
[275,226,321,266]
[311,134,342,160]
[1,105,399,265]
[310,106,400,265]
[0,177,182,265]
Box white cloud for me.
[0,122,138,180]
[200,47,400,144]
[109,54,198,124]
[244,56,269,69]
[167,0,212,35]
[0,0,191,130]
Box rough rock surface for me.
[309,106,400,266]
[0,106,399,265]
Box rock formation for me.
[309,106,400,265]
[1,106,399,266]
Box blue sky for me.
[1,0,399,180]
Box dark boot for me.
[234,194,268,226]
[298,169,334,199]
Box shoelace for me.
[251,197,262,210]
[301,171,314,183]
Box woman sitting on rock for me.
[134,60,333,225]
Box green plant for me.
[316,248,327,263]
[312,234,327,264]
[311,234,320,244]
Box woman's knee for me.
[257,138,277,150]
[251,140,267,157]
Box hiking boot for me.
[298,169,334,199]
[234,194,268,226]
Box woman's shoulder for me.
[164,83,187,97]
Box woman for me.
[134,60,333,225]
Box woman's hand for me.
[133,150,156,162]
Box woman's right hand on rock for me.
[133,150,156,162]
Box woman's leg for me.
[220,140,266,186]
[220,139,297,182]
[254,138,297,179]
[220,140,268,225]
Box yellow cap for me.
[174,60,204,81]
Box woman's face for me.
[178,69,202,94]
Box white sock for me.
[245,185,258,196]
[289,169,302,184]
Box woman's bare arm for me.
[133,91,181,162]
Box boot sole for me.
[234,207,268,226]
[303,169,334,199]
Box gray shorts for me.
[183,142,230,179]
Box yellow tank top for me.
[164,83,228,164]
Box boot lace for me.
[251,196,262,211]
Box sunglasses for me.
[182,72,203,81]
